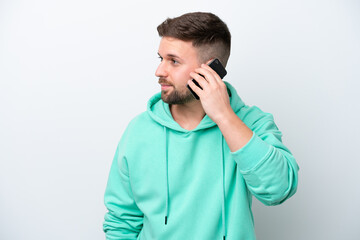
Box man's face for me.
[155,37,201,104]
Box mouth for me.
[160,84,172,91]
[159,79,173,91]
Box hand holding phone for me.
[187,59,227,100]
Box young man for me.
[103,12,299,240]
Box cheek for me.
[171,68,192,86]
[178,68,192,83]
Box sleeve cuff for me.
[231,132,273,172]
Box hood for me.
[147,81,245,131]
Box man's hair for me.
[157,12,231,66]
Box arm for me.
[231,107,299,205]
[188,64,299,205]
[188,63,253,151]
[215,105,299,205]
[103,140,144,239]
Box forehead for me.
[158,37,199,59]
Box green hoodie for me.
[103,82,299,240]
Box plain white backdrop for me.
[1,0,359,239]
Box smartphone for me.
[187,58,227,100]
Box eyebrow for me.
[157,52,181,59]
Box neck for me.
[169,100,205,130]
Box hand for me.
[188,63,234,124]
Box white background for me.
[1,0,359,239]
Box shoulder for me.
[121,110,162,142]
[238,105,278,132]
[125,111,154,133]
[129,111,151,126]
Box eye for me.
[171,59,179,64]
[158,56,163,62]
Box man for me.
[103,12,299,240]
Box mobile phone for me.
[187,58,227,100]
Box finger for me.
[189,72,209,90]
[194,65,228,97]
[195,64,221,84]
[200,64,228,92]
[201,63,223,82]
[187,78,204,99]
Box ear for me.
[205,58,214,65]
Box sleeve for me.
[232,107,299,206]
[103,135,144,239]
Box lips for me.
[158,78,173,90]
[161,84,172,90]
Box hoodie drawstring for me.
[163,127,226,240]
[164,127,169,225]
[220,132,226,240]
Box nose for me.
[155,61,167,78]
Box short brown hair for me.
[157,12,231,66]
